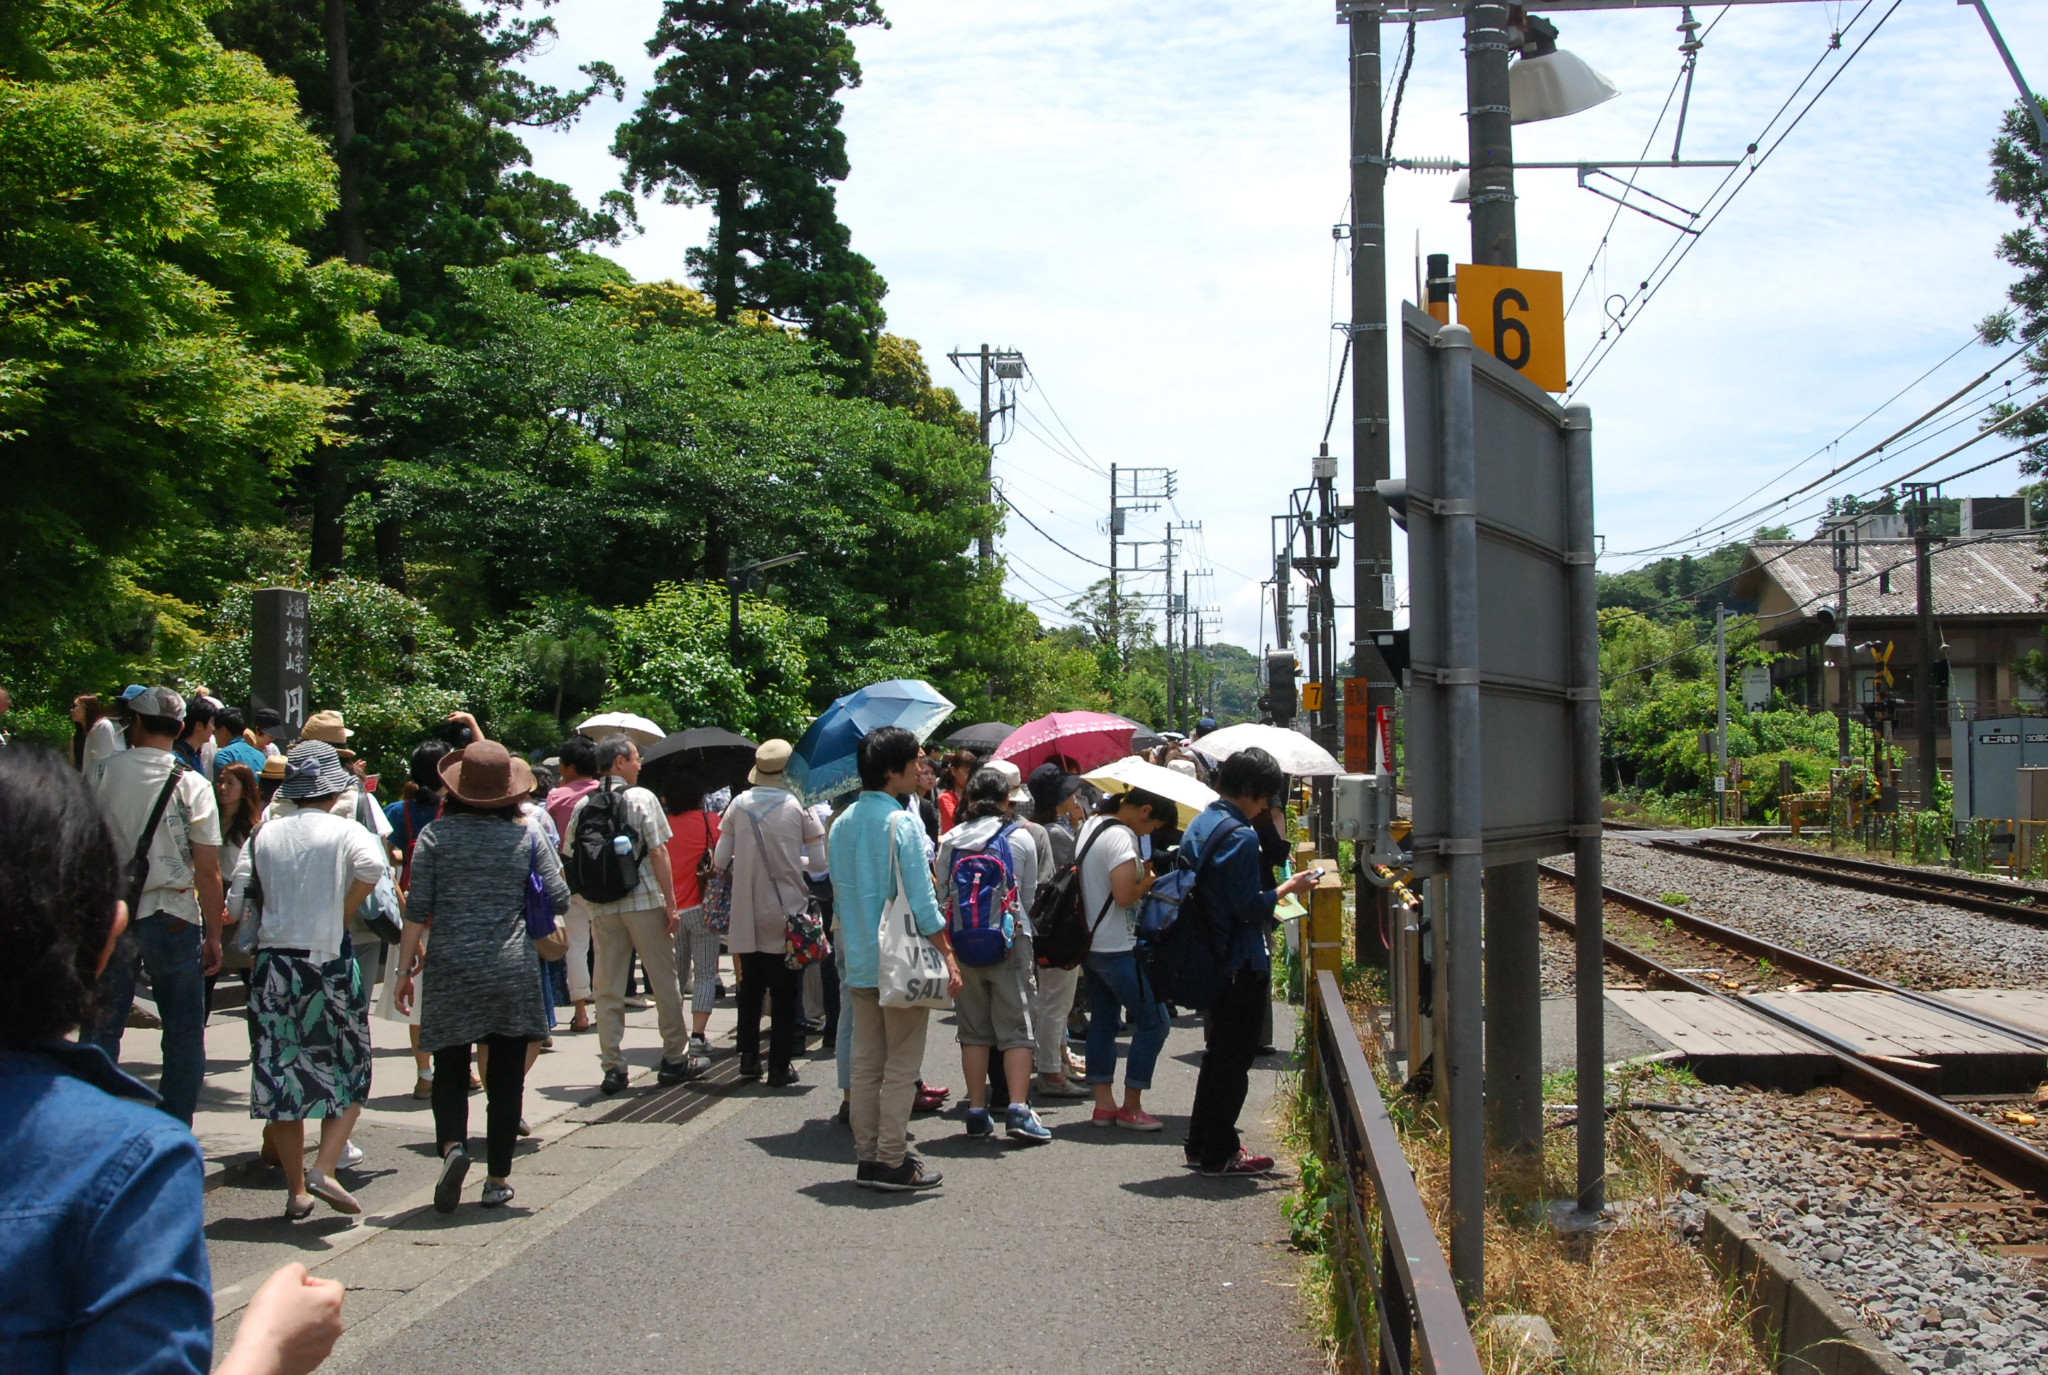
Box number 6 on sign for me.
[1454,264,1567,393]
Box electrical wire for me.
[997,491,1114,568]
[1020,365,1109,477]
[1568,0,1901,398]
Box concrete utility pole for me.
[1715,601,1729,820]
[946,344,1024,565]
[1342,3,1399,778]
[1832,518,1858,765]
[1908,485,1939,804]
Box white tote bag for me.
[876,817,953,1010]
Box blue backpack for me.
[948,823,1020,967]
[1140,819,1246,1011]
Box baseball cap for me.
[128,686,186,722]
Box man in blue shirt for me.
[1180,746,1320,1177]
[829,725,960,1193]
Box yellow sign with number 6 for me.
[1455,264,1567,394]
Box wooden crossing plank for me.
[1750,991,2046,1094]
[1934,989,2048,1039]
[1605,991,1820,1057]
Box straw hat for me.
[750,738,793,786]
[259,756,287,783]
[438,740,535,809]
[300,709,353,743]
[278,741,353,800]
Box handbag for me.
[353,868,405,945]
[745,809,831,971]
[696,811,732,934]
[524,834,569,962]
[877,815,952,1010]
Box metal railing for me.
[1310,970,1481,1375]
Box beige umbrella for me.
[1083,755,1218,828]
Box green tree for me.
[609,580,817,739]
[208,0,631,575]
[613,0,889,378]
[0,0,381,694]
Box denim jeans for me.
[1082,950,1168,1091]
[89,912,208,1124]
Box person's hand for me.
[395,974,416,1017]
[219,1262,344,1375]
[944,954,963,998]
[665,909,681,937]
[201,933,223,977]
[1278,868,1322,900]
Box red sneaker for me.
[1199,1150,1277,1177]
[913,1084,951,1113]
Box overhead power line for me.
[997,490,1114,569]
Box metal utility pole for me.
[1164,525,1177,729]
[1906,484,1940,804]
[1715,602,1729,820]
[1341,1,1399,787]
[1466,0,1519,270]
[947,345,1024,565]
[1832,518,1859,765]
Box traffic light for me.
[1265,652,1298,726]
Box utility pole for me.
[1164,524,1177,729]
[1341,1,1398,787]
[1906,484,1940,804]
[1715,602,1729,822]
[1832,518,1859,766]
[947,344,1024,565]
[1109,462,1119,632]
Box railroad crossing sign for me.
[1455,264,1567,393]
[1875,641,1896,688]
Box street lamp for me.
[1509,16,1620,124]
[727,551,808,664]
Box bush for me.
[609,581,817,739]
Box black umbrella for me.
[1111,715,1166,754]
[942,720,1017,754]
[638,726,758,795]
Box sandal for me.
[569,1014,592,1034]
[285,1193,316,1221]
[305,1169,363,1216]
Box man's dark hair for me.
[409,738,452,794]
[216,707,245,736]
[594,735,637,774]
[858,726,921,791]
[557,734,598,779]
[182,698,216,736]
[250,707,282,733]
[963,767,1012,821]
[1218,746,1286,804]
[1113,788,1179,827]
[0,746,121,1044]
[134,714,181,739]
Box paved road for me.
[213,1004,1321,1375]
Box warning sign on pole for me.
[1455,263,1567,393]
[1344,677,1372,771]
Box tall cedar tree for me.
[209,0,629,576]
[614,0,889,382]
[1985,96,2048,475]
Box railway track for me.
[1535,863,2048,1199]
[1652,835,2048,930]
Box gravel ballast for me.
[1655,1084,2048,1375]
[1566,839,2048,989]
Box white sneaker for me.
[339,1139,364,1170]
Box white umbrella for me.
[1192,722,1342,777]
[576,711,667,747]
[1083,756,1218,828]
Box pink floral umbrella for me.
[991,711,1136,776]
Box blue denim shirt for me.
[0,1040,213,1375]
[1180,801,1279,975]
[829,791,945,989]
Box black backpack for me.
[1030,819,1128,971]
[564,778,643,904]
[1141,819,1246,1012]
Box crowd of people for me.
[0,683,1316,1369]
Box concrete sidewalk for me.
[210,999,1322,1375]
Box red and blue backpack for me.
[948,823,1020,967]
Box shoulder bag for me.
[877,814,952,1009]
[123,762,189,917]
[699,809,733,933]
[524,833,569,962]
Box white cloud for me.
[511,0,2044,650]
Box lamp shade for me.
[1510,49,1619,124]
[1449,170,1472,204]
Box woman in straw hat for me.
[227,741,389,1219]
[395,740,569,1212]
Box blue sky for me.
[511,0,2045,652]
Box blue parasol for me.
[787,679,956,802]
